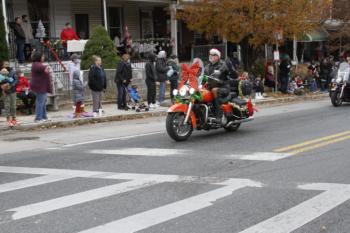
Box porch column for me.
[102,0,108,31]
[1,0,9,44]
[170,0,178,56]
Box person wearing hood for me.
[145,53,157,108]
[72,70,85,118]
[156,50,170,105]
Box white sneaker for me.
[93,112,98,117]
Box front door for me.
[75,14,89,39]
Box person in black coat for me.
[115,53,132,110]
[88,56,107,114]
[156,51,170,104]
[12,17,26,64]
[279,54,292,94]
[145,53,157,108]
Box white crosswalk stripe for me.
[89,148,187,157]
[78,179,261,233]
[9,179,165,220]
[1,166,349,233]
[0,174,73,194]
[88,148,291,161]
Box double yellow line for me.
[274,130,350,155]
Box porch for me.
[4,0,178,61]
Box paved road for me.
[0,99,350,233]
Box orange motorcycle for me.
[166,63,255,141]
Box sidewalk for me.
[0,92,328,132]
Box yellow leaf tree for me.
[327,0,350,54]
[179,0,331,66]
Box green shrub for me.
[81,25,119,70]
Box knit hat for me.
[209,48,221,58]
[158,50,167,59]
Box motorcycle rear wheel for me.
[224,123,241,132]
[331,91,343,107]
[166,113,193,141]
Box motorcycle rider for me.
[204,48,230,124]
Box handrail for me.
[42,40,67,72]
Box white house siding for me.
[50,0,72,38]
[11,0,29,20]
[107,0,169,39]
[71,0,103,34]
[123,2,141,39]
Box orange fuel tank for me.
[200,89,214,103]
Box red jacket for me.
[60,28,79,43]
[16,76,30,93]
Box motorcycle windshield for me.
[337,62,350,82]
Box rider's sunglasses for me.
[209,54,218,56]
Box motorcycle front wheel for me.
[331,91,343,107]
[166,113,193,141]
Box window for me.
[108,7,123,40]
[28,0,50,37]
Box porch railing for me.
[191,43,227,61]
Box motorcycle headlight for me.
[336,77,342,83]
[179,86,188,97]
[189,88,195,95]
[173,89,178,96]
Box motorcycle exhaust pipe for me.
[226,116,254,127]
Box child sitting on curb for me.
[253,74,265,100]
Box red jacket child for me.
[16,73,30,94]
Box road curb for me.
[1,94,328,132]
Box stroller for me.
[126,85,149,112]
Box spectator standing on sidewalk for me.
[72,70,85,118]
[1,61,19,126]
[16,70,36,115]
[115,53,132,110]
[30,52,52,122]
[156,50,170,105]
[88,56,106,116]
[320,57,332,92]
[68,54,83,112]
[12,17,26,65]
[145,53,157,108]
[21,15,34,61]
[279,54,292,94]
[167,54,180,103]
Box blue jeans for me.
[117,83,127,108]
[35,93,47,121]
[159,82,166,103]
[16,41,25,63]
